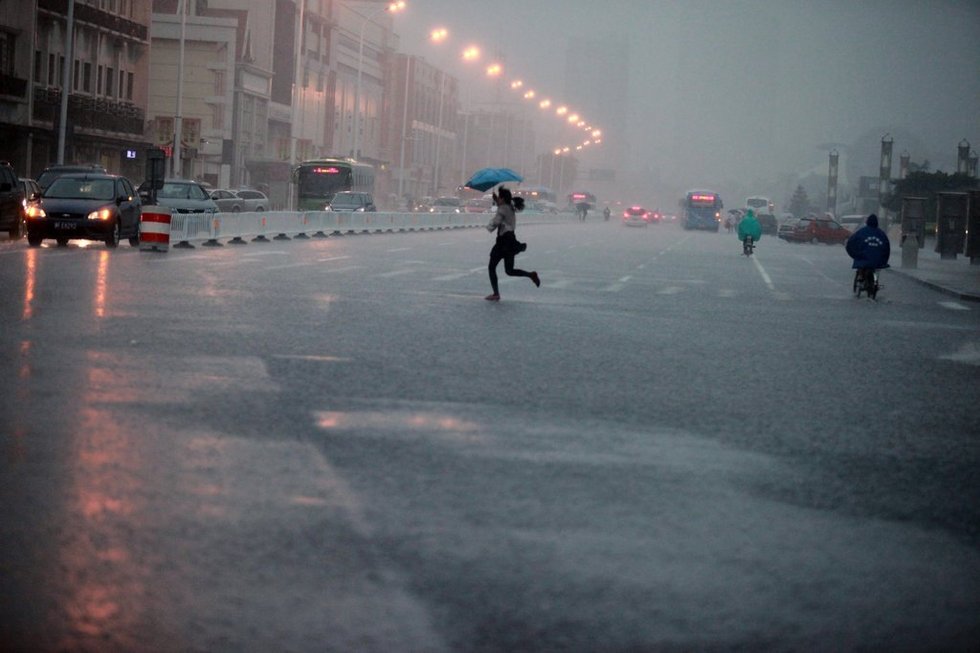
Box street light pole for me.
[432,70,445,196]
[351,2,404,160]
[56,0,75,164]
[173,0,187,177]
[397,54,411,204]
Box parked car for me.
[413,196,434,212]
[463,197,493,213]
[0,162,26,239]
[26,173,141,247]
[756,213,778,235]
[326,191,376,212]
[777,217,799,241]
[783,214,850,244]
[139,179,218,213]
[36,163,108,191]
[429,196,462,214]
[623,206,650,226]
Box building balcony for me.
[33,87,145,136]
[0,74,28,100]
[39,0,149,42]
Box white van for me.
[839,214,865,233]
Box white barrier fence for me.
[164,210,577,248]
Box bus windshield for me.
[297,166,351,199]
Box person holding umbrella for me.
[484,186,540,301]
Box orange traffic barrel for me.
[139,206,171,252]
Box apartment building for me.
[0,0,151,180]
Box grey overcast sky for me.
[396,0,980,197]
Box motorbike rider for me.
[846,213,890,280]
[737,208,762,255]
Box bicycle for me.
[853,268,879,300]
[742,235,755,256]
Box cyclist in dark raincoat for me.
[846,214,890,269]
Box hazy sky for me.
[397,0,980,197]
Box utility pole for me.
[56,0,75,164]
[173,0,187,177]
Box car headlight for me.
[26,206,46,219]
[87,208,113,221]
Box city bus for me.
[682,190,724,231]
[745,195,775,215]
[293,158,375,210]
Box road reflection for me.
[54,352,149,649]
[22,247,36,320]
[94,250,109,318]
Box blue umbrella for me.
[464,167,523,192]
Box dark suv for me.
[0,161,27,239]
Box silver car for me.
[140,179,218,213]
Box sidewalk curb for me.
[887,268,980,303]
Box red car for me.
[784,216,850,244]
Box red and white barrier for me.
[139,206,171,252]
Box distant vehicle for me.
[36,163,108,191]
[462,197,493,213]
[27,173,141,247]
[568,191,597,211]
[235,189,268,212]
[756,213,778,235]
[745,195,774,215]
[682,190,723,231]
[783,214,850,244]
[293,158,374,211]
[0,162,26,239]
[413,196,434,213]
[209,188,269,213]
[209,189,244,212]
[326,191,376,212]
[777,217,799,241]
[623,206,650,227]
[139,179,218,213]
[429,196,462,214]
[839,214,865,233]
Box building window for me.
[47,53,55,85]
[97,65,103,94]
[126,71,133,100]
[211,104,224,131]
[83,62,92,93]
[119,69,124,99]
[34,50,42,82]
[0,32,14,76]
[58,56,65,88]
[106,66,114,96]
[73,60,80,91]
[213,70,224,96]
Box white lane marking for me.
[636,263,646,270]
[432,266,483,281]
[602,283,625,292]
[387,247,412,252]
[318,255,351,262]
[619,275,632,283]
[273,354,353,362]
[657,286,684,295]
[752,256,776,291]
[718,289,737,298]
[375,268,416,278]
[266,262,316,270]
[546,279,571,289]
[323,265,361,273]
[939,301,970,311]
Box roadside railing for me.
[163,210,576,248]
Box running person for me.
[485,186,540,301]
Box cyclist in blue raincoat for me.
[846,214,890,270]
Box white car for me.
[429,196,461,213]
[139,179,218,213]
[839,214,865,233]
